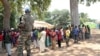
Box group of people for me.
[31,24,91,52]
[0,29,20,56]
[0,8,91,56]
[0,24,91,56]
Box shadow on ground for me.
[33,34,100,56]
[1,29,100,56]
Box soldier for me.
[17,9,34,56]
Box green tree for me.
[0,0,10,30]
[56,9,70,28]
[70,0,100,26]
[44,12,54,24]
[79,13,89,24]
[0,3,3,29]
[0,3,4,29]
[0,0,51,30]
[45,9,70,28]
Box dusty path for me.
[1,29,100,56]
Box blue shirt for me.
[73,28,79,36]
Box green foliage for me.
[79,12,95,24]
[44,10,93,28]
[80,13,89,23]
[79,0,100,6]
[56,10,70,27]
[45,9,70,28]
[10,11,16,28]
[0,2,3,29]
[0,0,51,29]
[30,0,51,19]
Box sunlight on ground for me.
[33,29,100,56]
[1,29,100,56]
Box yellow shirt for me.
[66,30,70,37]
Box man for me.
[73,26,79,43]
[17,9,34,56]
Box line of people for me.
[0,24,91,56]
[31,24,91,52]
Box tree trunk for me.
[0,0,10,30]
[70,0,80,26]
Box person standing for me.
[73,26,79,43]
[78,25,82,41]
[60,27,64,41]
[56,29,62,48]
[81,25,86,41]
[45,28,51,47]
[32,29,39,48]
[39,28,46,53]
[65,27,70,47]
[17,9,34,56]
[10,29,16,47]
[0,31,3,53]
[85,25,91,39]
[50,28,57,50]
[3,30,12,56]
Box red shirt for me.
[11,32,17,38]
[46,29,50,36]
[0,34,3,41]
[50,31,56,38]
[57,31,62,40]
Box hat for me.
[25,8,30,13]
[11,28,14,30]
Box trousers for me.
[17,31,31,56]
[5,43,12,55]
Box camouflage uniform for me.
[17,10,34,56]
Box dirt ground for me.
[1,29,100,56]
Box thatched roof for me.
[33,20,54,29]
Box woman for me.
[65,27,70,47]
[45,28,51,47]
[50,28,57,50]
[39,28,46,53]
